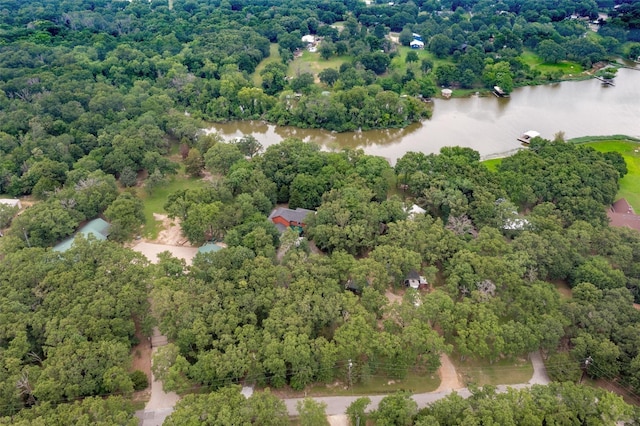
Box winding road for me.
[283,351,550,416]
[135,351,549,424]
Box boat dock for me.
[594,75,615,86]
[517,130,540,144]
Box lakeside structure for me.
[517,130,541,144]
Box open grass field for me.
[252,43,282,86]
[287,50,350,79]
[581,140,640,211]
[139,171,207,239]
[451,353,534,387]
[304,369,440,397]
[389,45,452,75]
[520,51,583,76]
[482,158,503,172]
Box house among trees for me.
[301,34,315,44]
[410,39,424,49]
[198,242,225,254]
[268,207,315,233]
[53,218,111,252]
[405,204,426,219]
[404,270,428,289]
[607,198,640,231]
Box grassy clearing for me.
[304,370,440,397]
[287,50,350,78]
[482,158,503,172]
[553,280,573,300]
[138,171,207,239]
[580,140,640,211]
[520,51,584,76]
[252,44,281,86]
[451,353,533,387]
[390,46,452,75]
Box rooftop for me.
[53,218,110,252]
[268,207,315,224]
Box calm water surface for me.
[205,68,640,163]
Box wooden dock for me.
[594,75,615,86]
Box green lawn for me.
[520,51,583,76]
[482,158,503,172]
[553,280,573,300]
[252,44,282,86]
[390,46,452,75]
[139,172,207,239]
[581,140,640,211]
[287,50,350,79]
[451,353,533,387]
[304,369,440,397]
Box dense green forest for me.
[0,0,638,199]
[4,136,640,422]
[2,0,640,423]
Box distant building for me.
[405,204,426,219]
[404,270,428,289]
[198,242,224,254]
[517,130,540,144]
[0,198,21,209]
[53,218,110,252]
[410,39,424,49]
[301,34,315,44]
[412,33,423,41]
[268,207,315,233]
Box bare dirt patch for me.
[132,242,198,265]
[435,353,463,392]
[152,213,189,246]
[130,317,152,400]
[385,289,404,305]
[634,303,640,311]
[328,415,349,426]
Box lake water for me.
[205,67,640,163]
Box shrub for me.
[130,370,149,391]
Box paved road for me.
[284,351,550,416]
[134,351,550,422]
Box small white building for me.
[410,39,424,49]
[441,88,453,98]
[0,198,21,209]
[301,34,315,44]
[405,204,426,219]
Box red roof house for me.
[268,207,315,233]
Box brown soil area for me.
[435,353,463,392]
[385,289,404,305]
[130,318,152,387]
[152,213,190,246]
[634,303,640,311]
